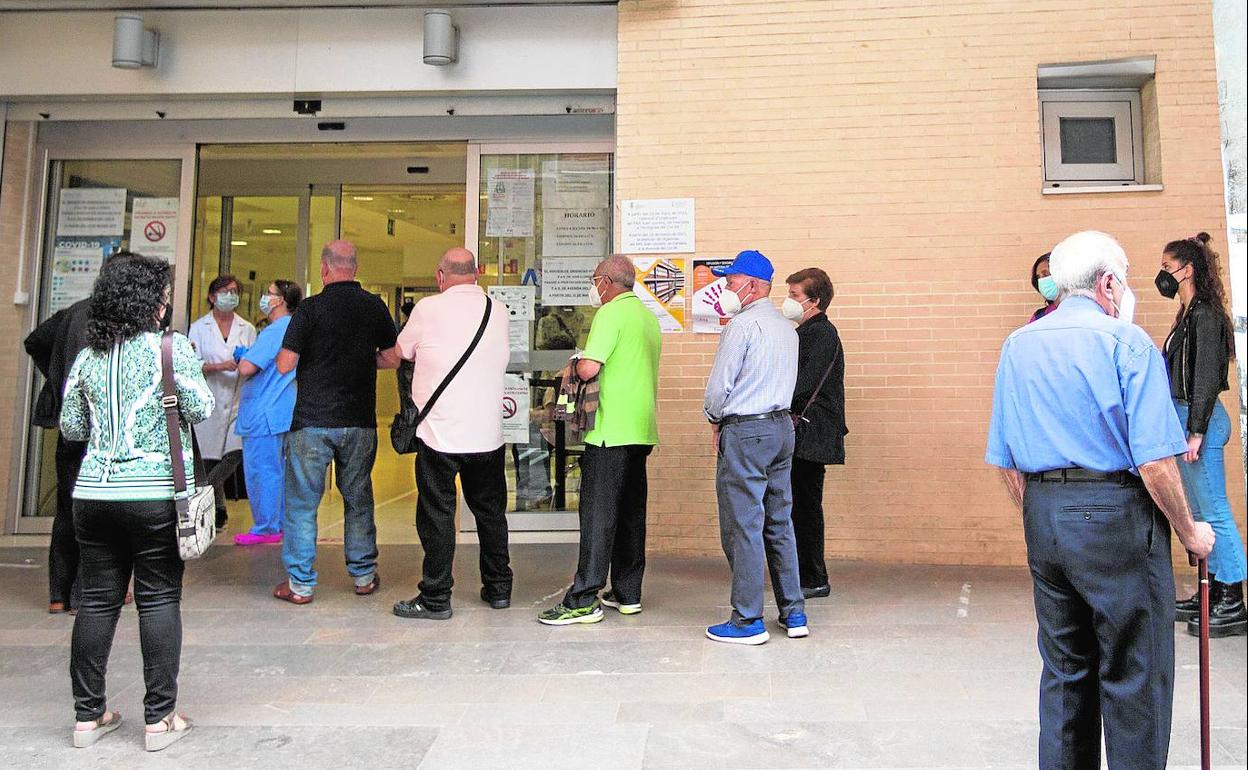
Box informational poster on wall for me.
[485,169,535,237]
[541,157,610,210]
[48,237,121,313]
[56,188,126,238]
[540,257,597,306]
[487,285,536,322]
[691,258,735,333]
[541,208,608,257]
[621,198,695,254]
[632,257,687,333]
[502,373,531,444]
[130,197,180,262]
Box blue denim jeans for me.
[1174,400,1247,584]
[282,427,380,595]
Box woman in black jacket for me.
[1159,232,1245,638]
[783,268,847,599]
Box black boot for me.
[1187,580,1248,638]
[1175,572,1213,622]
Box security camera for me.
[293,99,322,116]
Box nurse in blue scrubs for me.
[233,280,301,545]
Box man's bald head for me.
[321,240,358,280]
[437,247,479,291]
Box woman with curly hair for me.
[60,253,214,750]
[1158,232,1246,638]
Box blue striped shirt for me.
[704,299,798,421]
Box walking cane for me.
[1189,553,1211,770]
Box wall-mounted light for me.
[423,10,458,66]
[113,14,160,69]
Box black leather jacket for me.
[23,297,92,429]
[1163,298,1230,435]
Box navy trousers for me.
[1022,474,1175,770]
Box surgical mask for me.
[259,294,276,315]
[782,297,811,322]
[1110,272,1136,325]
[1154,268,1183,299]
[1037,276,1059,302]
[588,278,605,309]
[214,292,239,312]
[718,282,749,316]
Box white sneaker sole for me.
[786,626,809,639]
[538,609,604,626]
[600,598,642,615]
[705,629,770,645]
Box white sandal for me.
[72,710,121,748]
[144,712,192,752]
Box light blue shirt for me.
[704,298,798,421]
[236,315,296,437]
[986,296,1187,474]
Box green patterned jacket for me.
[61,332,215,501]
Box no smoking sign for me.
[144,220,167,242]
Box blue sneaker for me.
[781,611,809,638]
[705,619,769,645]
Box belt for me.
[719,410,790,427]
[1025,467,1136,484]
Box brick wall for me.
[618,0,1247,565]
[0,120,34,525]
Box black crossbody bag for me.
[390,296,493,454]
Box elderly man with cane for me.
[986,230,1214,769]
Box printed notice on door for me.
[541,157,610,210]
[621,198,694,254]
[49,237,121,313]
[487,285,537,322]
[56,188,127,237]
[542,208,608,257]
[540,257,597,306]
[130,198,180,262]
[486,169,536,237]
[502,374,531,444]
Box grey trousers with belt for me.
[716,414,805,624]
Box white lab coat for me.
[187,311,257,460]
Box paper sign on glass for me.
[56,188,127,237]
[621,198,694,254]
[130,198,180,262]
[485,169,536,238]
[487,285,536,322]
[539,257,598,306]
[541,157,610,210]
[542,208,608,258]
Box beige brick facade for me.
[616,0,1246,565]
[0,121,34,525]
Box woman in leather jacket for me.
[1158,232,1245,638]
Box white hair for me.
[1048,231,1128,297]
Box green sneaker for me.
[537,601,604,626]
[600,590,642,615]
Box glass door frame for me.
[11,143,198,535]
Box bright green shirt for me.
[581,291,661,447]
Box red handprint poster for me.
[691,258,734,333]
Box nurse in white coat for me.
[188,274,256,527]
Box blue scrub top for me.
[986,296,1187,474]
[236,315,296,437]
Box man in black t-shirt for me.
[271,240,398,604]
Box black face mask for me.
[1154,268,1182,299]
[158,303,173,331]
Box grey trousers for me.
[716,414,805,624]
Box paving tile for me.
[421,724,648,770]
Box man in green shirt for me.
[539,255,661,625]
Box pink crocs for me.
[233,532,282,545]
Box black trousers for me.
[564,443,652,609]
[71,498,184,724]
[1023,475,1174,770]
[414,441,512,611]
[790,457,829,589]
[50,434,87,606]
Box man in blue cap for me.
[703,249,807,644]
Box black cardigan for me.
[23,297,92,429]
[1163,298,1231,435]
[789,313,847,465]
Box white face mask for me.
[782,297,811,322]
[588,277,606,308]
[718,282,749,316]
[1110,271,1136,325]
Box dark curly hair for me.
[1164,232,1235,358]
[86,252,173,352]
[272,279,302,312]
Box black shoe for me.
[481,588,510,610]
[393,597,452,621]
[802,584,831,600]
[215,512,228,529]
[1175,571,1212,622]
[1188,581,1247,638]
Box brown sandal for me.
[354,573,381,596]
[272,581,313,605]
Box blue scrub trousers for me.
[1174,400,1247,584]
[242,433,286,535]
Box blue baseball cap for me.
[712,250,774,282]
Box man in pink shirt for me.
[384,247,513,620]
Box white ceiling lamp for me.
[112,14,160,69]
[423,10,458,66]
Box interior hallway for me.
[0,543,1244,769]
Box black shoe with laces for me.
[1187,580,1247,638]
[802,584,831,600]
[393,597,452,620]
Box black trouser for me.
[71,498,184,724]
[790,457,829,590]
[203,453,241,522]
[1023,474,1174,770]
[564,443,652,609]
[50,434,87,606]
[414,441,512,611]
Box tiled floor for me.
[0,541,1243,769]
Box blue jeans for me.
[1174,400,1247,584]
[242,433,285,535]
[282,427,380,595]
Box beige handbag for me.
[160,331,216,560]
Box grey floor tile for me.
[420,724,648,769]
